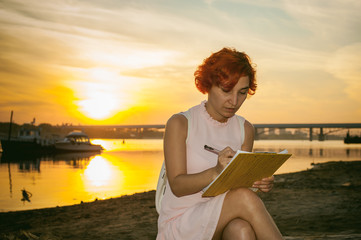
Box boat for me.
[54,131,103,152]
[1,112,103,154]
[1,128,103,155]
[344,132,361,144]
[1,126,57,155]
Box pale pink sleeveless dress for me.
[157,101,246,240]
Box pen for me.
[204,145,220,154]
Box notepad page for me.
[202,149,288,193]
[202,150,249,192]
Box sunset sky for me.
[1,0,360,125]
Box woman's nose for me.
[229,92,238,106]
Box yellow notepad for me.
[202,150,292,197]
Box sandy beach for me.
[1,160,361,240]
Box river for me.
[0,139,360,212]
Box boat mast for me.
[8,110,13,141]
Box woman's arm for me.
[164,114,229,197]
[241,120,255,152]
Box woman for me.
[157,48,282,240]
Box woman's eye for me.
[239,91,247,95]
[221,88,230,93]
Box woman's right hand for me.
[215,147,236,174]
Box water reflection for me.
[0,151,103,211]
[0,139,360,212]
[253,140,361,174]
[253,141,361,160]
[0,151,100,172]
[85,156,112,187]
[0,140,164,212]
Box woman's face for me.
[206,76,249,122]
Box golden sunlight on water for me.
[84,156,115,187]
[77,148,163,202]
[74,140,164,203]
[0,139,165,212]
[81,154,126,200]
[91,139,164,152]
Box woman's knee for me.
[222,218,256,240]
[227,188,264,209]
[223,188,267,221]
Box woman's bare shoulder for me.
[244,119,254,132]
[165,113,188,134]
[167,113,187,126]
[164,114,188,149]
[242,119,255,151]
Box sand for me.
[1,160,361,240]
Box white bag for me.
[155,161,167,214]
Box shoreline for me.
[1,160,361,240]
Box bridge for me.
[63,123,361,141]
[253,123,361,141]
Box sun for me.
[78,92,118,120]
[72,68,132,120]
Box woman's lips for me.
[224,107,236,113]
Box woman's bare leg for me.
[213,188,282,240]
[222,218,256,240]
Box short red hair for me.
[194,48,257,95]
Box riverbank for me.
[1,160,361,240]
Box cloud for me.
[0,0,360,124]
[326,42,361,103]
[282,0,361,45]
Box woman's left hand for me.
[252,176,274,193]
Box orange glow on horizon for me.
[77,93,119,120]
[70,68,135,121]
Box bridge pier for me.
[137,127,144,138]
[309,127,313,141]
[318,127,325,141]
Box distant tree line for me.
[0,122,164,139]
